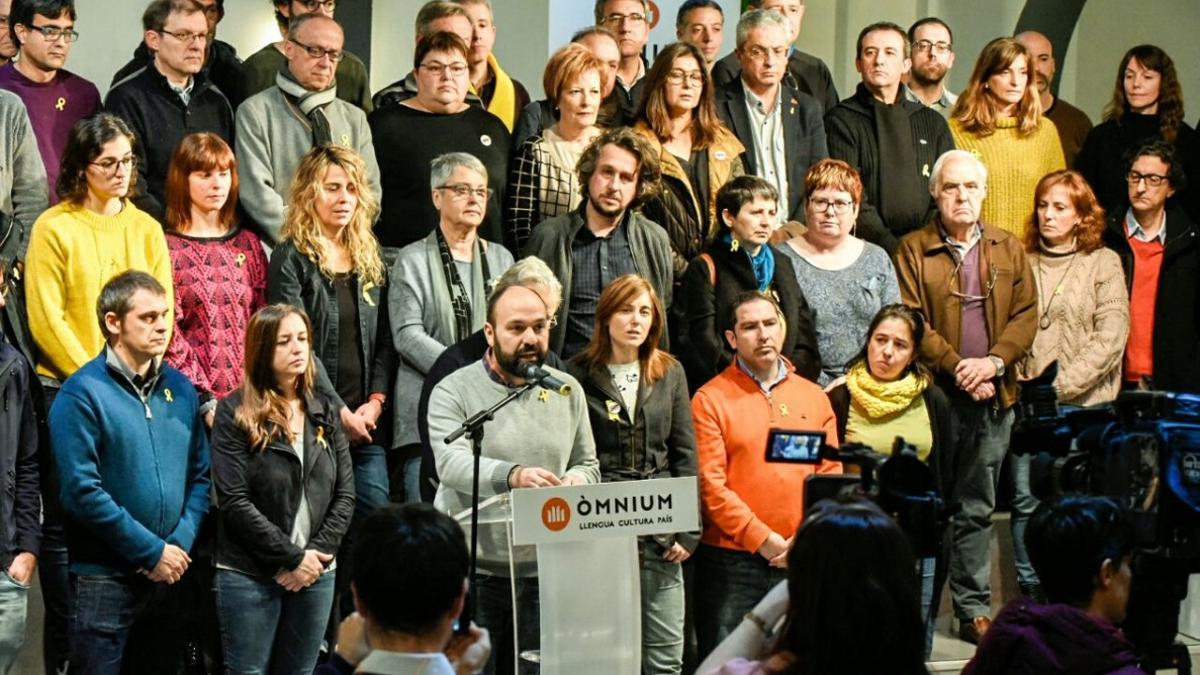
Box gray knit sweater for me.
[428,359,600,518]
[0,89,48,259]
[234,86,380,244]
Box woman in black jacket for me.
[211,304,354,674]
[825,303,954,658]
[678,175,820,390]
[566,273,697,675]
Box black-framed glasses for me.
[603,12,646,26]
[298,0,337,10]
[438,184,491,201]
[289,38,343,62]
[809,197,855,215]
[1127,171,1169,188]
[158,29,208,46]
[913,40,952,55]
[27,24,79,43]
[90,156,136,175]
[948,255,999,302]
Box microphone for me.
[517,362,572,396]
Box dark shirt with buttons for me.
[563,221,638,358]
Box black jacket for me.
[714,78,828,222]
[678,241,820,390]
[104,65,235,224]
[267,242,398,428]
[211,390,354,578]
[824,83,955,254]
[110,39,246,111]
[566,357,700,552]
[1102,207,1200,393]
[711,49,840,112]
[0,339,39,570]
[826,381,956,502]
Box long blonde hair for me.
[281,145,385,286]
[235,304,317,451]
[951,37,1042,138]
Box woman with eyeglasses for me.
[1077,44,1199,223]
[949,37,1065,239]
[25,112,174,388]
[506,43,607,252]
[633,41,745,282]
[778,160,899,386]
[163,133,267,427]
[370,31,510,250]
[210,303,354,675]
[389,152,513,502]
[267,145,396,629]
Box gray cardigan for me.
[235,86,380,244]
[0,89,48,260]
[388,230,514,447]
[522,208,675,354]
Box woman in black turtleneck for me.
[1076,44,1199,222]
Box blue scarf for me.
[724,232,775,292]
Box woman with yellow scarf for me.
[825,303,955,658]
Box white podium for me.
[458,477,699,674]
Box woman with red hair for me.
[164,132,268,425]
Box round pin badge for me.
[481,134,492,147]
[715,150,727,161]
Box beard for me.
[494,339,546,380]
[910,60,948,87]
[588,191,627,219]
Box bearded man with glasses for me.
[105,0,234,226]
[895,148,1037,646]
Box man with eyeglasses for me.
[242,0,371,113]
[523,126,673,360]
[711,0,839,113]
[369,31,509,250]
[714,8,826,225]
[0,0,100,204]
[904,17,957,117]
[824,21,954,254]
[594,0,650,123]
[895,149,1037,645]
[237,12,378,244]
[1015,30,1092,167]
[105,0,234,226]
[111,0,247,112]
[1103,141,1200,393]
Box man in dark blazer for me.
[714,9,826,224]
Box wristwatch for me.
[988,355,1005,378]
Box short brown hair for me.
[1024,170,1107,254]
[576,127,661,208]
[413,30,469,71]
[543,43,607,104]
[804,158,864,205]
[415,0,467,41]
[165,133,239,233]
[593,0,649,24]
[142,0,203,32]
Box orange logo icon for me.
[542,497,571,531]
[647,1,660,29]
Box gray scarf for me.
[276,68,337,146]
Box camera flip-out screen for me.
[766,429,825,464]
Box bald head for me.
[1015,30,1055,96]
[285,14,343,92]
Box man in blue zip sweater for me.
[49,270,210,674]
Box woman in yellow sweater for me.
[950,38,1065,239]
[25,113,173,384]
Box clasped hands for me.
[955,357,997,402]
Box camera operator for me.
[894,149,1038,643]
[825,303,955,657]
[963,496,1144,675]
[1100,141,1200,393]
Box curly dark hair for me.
[1102,45,1186,145]
[576,126,661,209]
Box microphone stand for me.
[445,381,536,635]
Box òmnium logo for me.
[542,497,571,531]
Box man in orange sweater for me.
[691,291,840,658]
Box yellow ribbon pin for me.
[235,252,246,267]
[341,134,350,147]
[730,238,740,252]
[362,281,377,306]
[316,426,328,448]
[164,388,173,402]
[605,399,621,422]
[538,390,550,403]
[779,403,789,417]
[55,97,66,111]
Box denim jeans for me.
[692,544,787,660]
[334,444,390,623]
[1009,451,1041,588]
[948,402,1015,621]
[38,381,70,675]
[474,574,540,675]
[0,571,30,674]
[69,572,188,675]
[640,555,685,675]
[215,568,336,675]
[918,557,936,658]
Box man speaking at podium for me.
[427,273,600,675]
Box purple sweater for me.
[0,63,101,203]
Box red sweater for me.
[1124,237,1163,383]
[691,361,841,554]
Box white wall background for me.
[65,0,1200,126]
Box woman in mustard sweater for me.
[950,38,1065,239]
[25,113,173,385]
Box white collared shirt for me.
[1124,208,1167,244]
[356,650,456,675]
[742,83,789,225]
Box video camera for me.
[763,429,955,557]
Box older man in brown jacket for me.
[894,149,1038,645]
